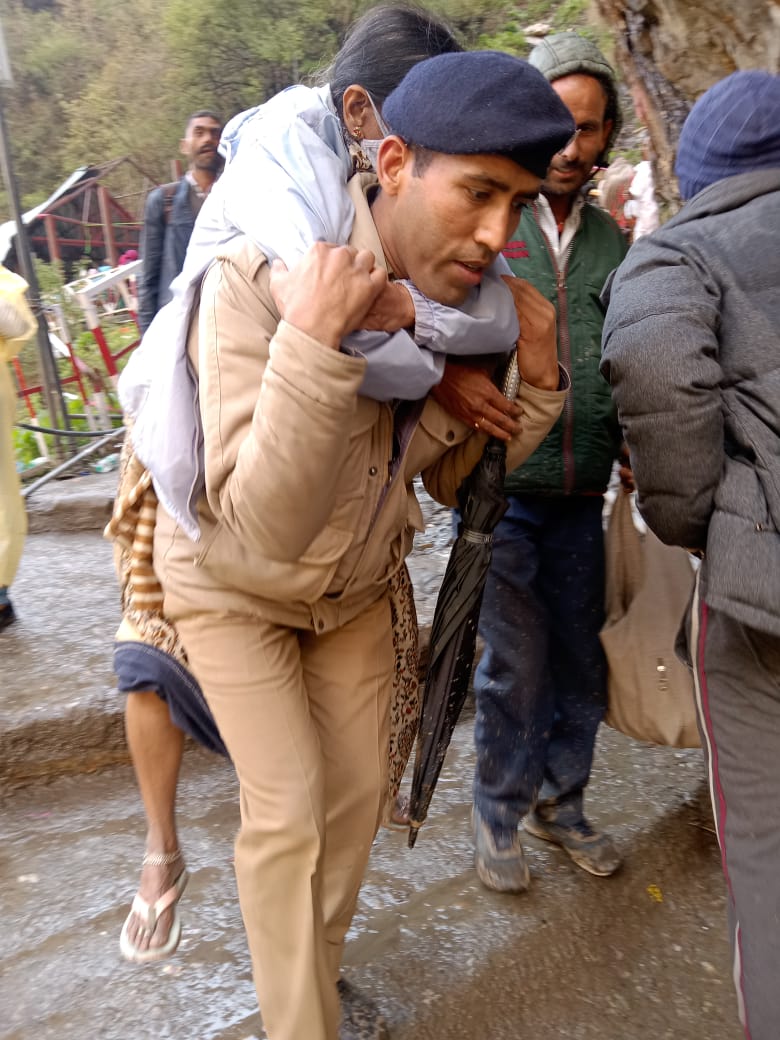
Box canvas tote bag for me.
[600,491,700,748]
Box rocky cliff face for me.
[594,0,780,209]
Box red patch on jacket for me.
[503,240,529,260]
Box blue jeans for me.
[473,494,607,829]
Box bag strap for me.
[160,181,179,225]
[604,491,644,620]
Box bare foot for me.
[390,794,410,827]
[122,850,186,958]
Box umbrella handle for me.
[499,351,520,400]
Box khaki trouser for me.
[0,362,26,587]
[176,594,393,1040]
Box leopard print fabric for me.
[385,564,421,821]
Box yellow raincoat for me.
[0,265,36,587]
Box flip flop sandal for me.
[119,867,189,963]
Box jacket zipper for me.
[536,205,576,493]
[370,398,426,531]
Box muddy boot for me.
[524,809,622,877]
[472,807,530,893]
[338,978,389,1040]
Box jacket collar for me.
[347,173,389,273]
[672,168,780,226]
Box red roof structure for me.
[0,156,159,278]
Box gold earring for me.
[353,125,363,140]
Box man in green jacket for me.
[436,33,628,892]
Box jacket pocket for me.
[714,458,773,529]
[194,518,355,605]
[336,399,380,502]
[409,402,472,478]
[417,404,471,447]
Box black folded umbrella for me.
[408,358,519,848]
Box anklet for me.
[143,850,183,866]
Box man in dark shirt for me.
[137,110,223,332]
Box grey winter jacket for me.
[600,169,780,637]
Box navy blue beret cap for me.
[382,51,575,179]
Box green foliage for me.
[12,390,119,469]
[618,143,644,166]
[161,0,368,117]
[1,2,94,209]
[11,256,128,470]
[553,0,588,26]
[33,257,67,298]
[426,0,513,45]
[476,27,527,55]
[476,0,592,56]
[12,422,46,468]
[33,257,85,342]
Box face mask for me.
[359,93,391,170]
[360,137,383,169]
